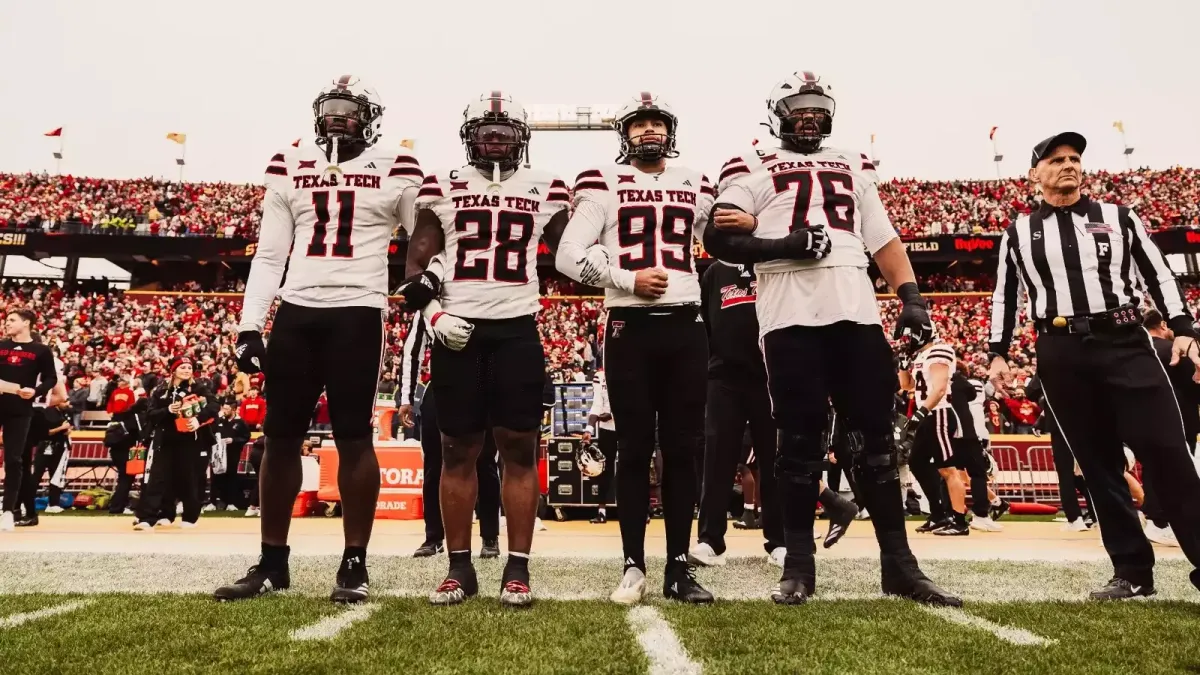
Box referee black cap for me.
[1031,131,1087,167]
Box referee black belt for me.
[1034,305,1140,336]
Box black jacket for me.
[147,379,218,447]
[214,415,250,455]
[1152,336,1200,442]
[700,261,766,383]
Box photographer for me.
[133,357,218,530]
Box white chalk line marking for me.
[627,605,703,675]
[0,600,92,628]
[924,605,1057,646]
[289,603,380,642]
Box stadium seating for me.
[4,166,1198,239]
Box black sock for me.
[665,552,689,574]
[1152,518,1169,529]
[623,555,646,575]
[503,553,530,584]
[449,550,472,572]
[261,543,290,569]
[343,546,366,565]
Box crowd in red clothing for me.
[2,166,1198,239]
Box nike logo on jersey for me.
[528,187,540,195]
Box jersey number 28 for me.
[772,171,856,233]
[453,209,535,283]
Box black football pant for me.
[136,439,202,525]
[210,443,245,508]
[107,441,137,514]
[762,322,918,587]
[593,428,618,509]
[419,390,500,544]
[825,410,863,507]
[1037,328,1200,587]
[698,376,781,555]
[604,306,707,571]
[0,413,33,514]
[247,442,265,508]
[1046,414,1093,523]
[20,440,69,516]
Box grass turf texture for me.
[3,594,1200,674]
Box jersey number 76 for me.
[772,171,856,233]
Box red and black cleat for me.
[500,579,534,608]
[428,568,478,606]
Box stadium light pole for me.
[526,104,619,169]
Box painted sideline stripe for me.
[290,604,379,642]
[923,606,1056,646]
[627,606,703,675]
[0,600,91,628]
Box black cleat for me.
[214,562,290,601]
[732,511,760,530]
[824,503,856,549]
[904,491,924,516]
[330,556,369,604]
[916,517,951,533]
[413,540,444,558]
[663,565,714,604]
[429,566,478,606]
[883,577,963,607]
[15,516,39,527]
[989,500,1011,521]
[589,512,607,524]
[1090,577,1156,601]
[1190,569,1199,593]
[933,519,969,536]
[480,539,500,559]
[770,577,812,605]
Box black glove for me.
[781,226,832,260]
[899,406,930,454]
[396,271,441,311]
[235,331,267,374]
[893,282,934,343]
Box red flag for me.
[291,139,301,147]
[988,126,998,141]
[44,127,63,137]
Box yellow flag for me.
[166,132,187,145]
[400,138,415,150]
[870,133,876,144]
[1113,121,1124,134]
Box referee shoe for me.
[213,561,291,601]
[1090,577,1156,601]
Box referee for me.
[988,132,1200,599]
[0,309,58,532]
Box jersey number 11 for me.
[307,190,355,258]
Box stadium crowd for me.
[3,166,1199,239]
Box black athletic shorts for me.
[263,301,385,440]
[430,314,545,438]
[912,408,960,469]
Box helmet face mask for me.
[767,72,835,153]
[460,92,531,173]
[312,75,384,150]
[613,93,679,164]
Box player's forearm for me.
[873,238,917,292]
[238,260,286,332]
[923,382,947,410]
[555,239,635,293]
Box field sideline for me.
[2,516,1198,674]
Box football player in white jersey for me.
[898,339,971,536]
[216,75,422,605]
[703,71,959,607]
[556,93,716,605]
[402,91,569,608]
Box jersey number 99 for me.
[616,205,694,273]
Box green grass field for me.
[2,554,1199,674]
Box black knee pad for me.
[775,431,826,485]
[852,433,899,484]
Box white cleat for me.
[155,519,173,528]
[0,511,14,532]
[610,567,647,605]
[226,504,240,512]
[1062,519,1089,532]
[969,516,1003,532]
[133,521,154,531]
[176,503,184,515]
[767,547,786,568]
[44,506,64,514]
[687,542,727,567]
[245,507,260,517]
[855,508,871,521]
[179,521,198,529]
[123,508,135,516]
[202,504,217,513]
[535,518,548,532]
[1144,523,1179,547]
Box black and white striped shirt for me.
[989,195,1191,354]
[399,313,429,407]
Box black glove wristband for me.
[896,282,925,307]
[398,271,441,310]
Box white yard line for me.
[626,606,703,675]
[0,600,91,628]
[923,606,1057,646]
[289,604,379,642]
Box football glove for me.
[235,331,267,374]
[899,406,930,455]
[396,270,441,311]
[892,282,935,344]
[423,300,474,351]
[575,245,613,287]
[784,226,832,260]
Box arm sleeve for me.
[1124,207,1193,336]
[399,313,427,406]
[859,183,899,255]
[238,188,295,332]
[556,195,636,293]
[989,227,1027,355]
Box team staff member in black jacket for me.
[0,309,58,532]
[990,132,1200,599]
[212,404,251,511]
[133,358,218,530]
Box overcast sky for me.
[2,0,1197,185]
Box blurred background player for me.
[0,309,59,532]
[403,91,569,608]
[582,369,616,524]
[215,75,423,604]
[704,71,960,607]
[556,93,715,605]
[397,309,502,558]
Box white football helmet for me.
[577,441,607,478]
[460,91,531,172]
[612,92,680,163]
[765,71,835,152]
[313,74,384,149]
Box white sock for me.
[509,550,530,559]
[598,507,606,515]
[990,497,1002,506]
[743,503,754,511]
